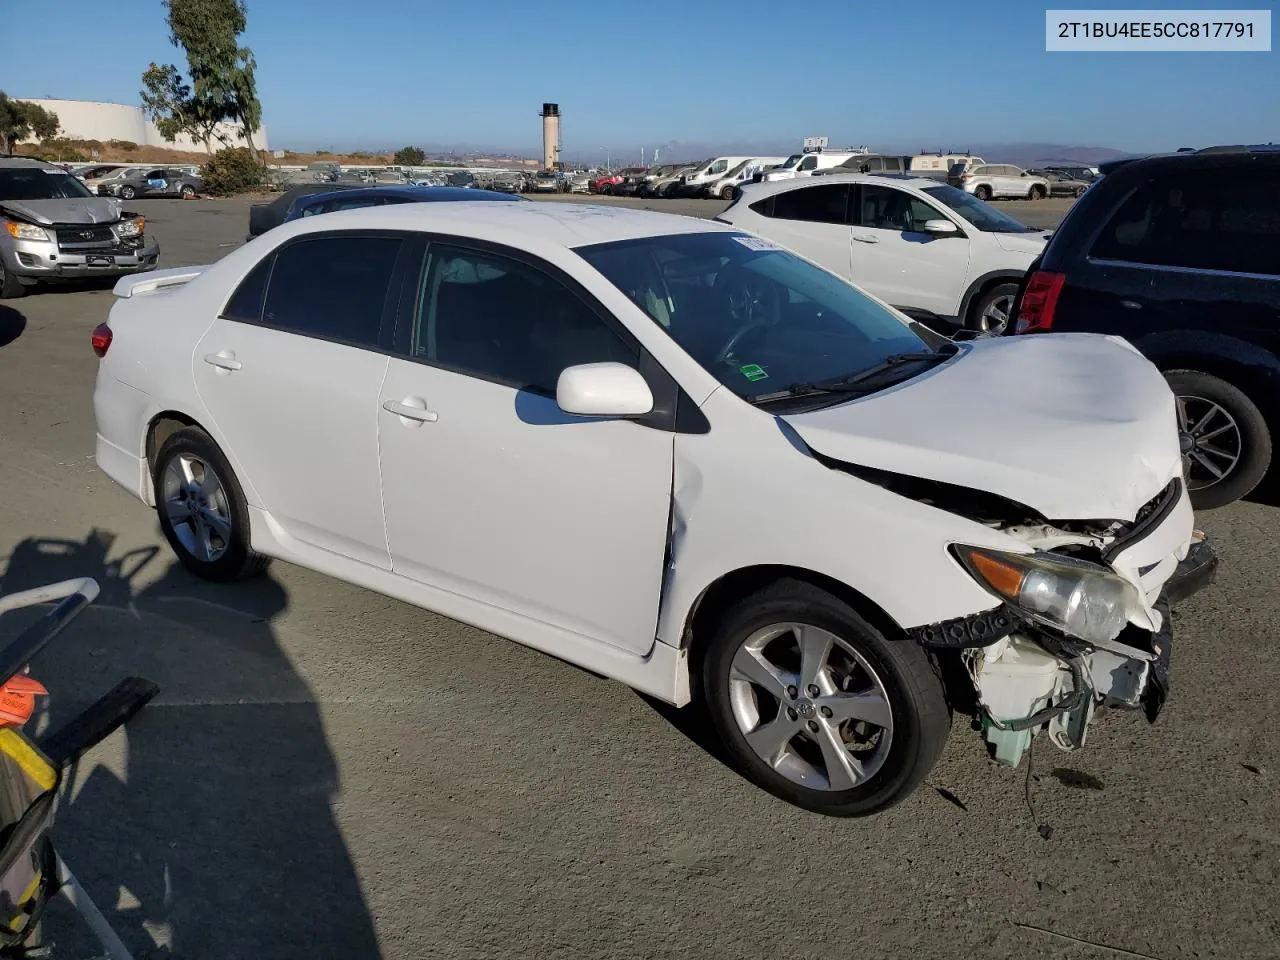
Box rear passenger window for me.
[1091,172,1280,276]
[222,255,273,322]
[260,234,403,346]
[756,184,850,224]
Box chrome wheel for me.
[729,623,894,791]
[978,293,1015,334]
[161,453,233,563]
[1177,395,1243,491]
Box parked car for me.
[530,170,566,193]
[758,149,872,183]
[0,158,159,299]
[1029,169,1092,197]
[101,167,203,201]
[590,172,623,194]
[446,171,478,189]
[947,163,1048,201]
[1044,164,1100,182]
[1009,146,1280,509]
[307,161,342,182]
[721,174,1049,334]
[704,157,785,200]
[568,173,593,194]
[817,154,913,177]
[246,183,367,241]
[72,164,127,192]
[640,165,696,197]
[92,201,1213,816]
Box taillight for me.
[91,322,112,357]
[1013,271,1066,334]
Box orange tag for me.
[0,675,47,728]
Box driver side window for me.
[413,244,638,394]
[798,155,818,171]
[854,186,944,232]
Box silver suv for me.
[0,159,160,298]
[948,162,1049,201]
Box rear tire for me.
[119,185,136,200]
[153,427,269,581]
[1028,184,1046,200]
[1165,370,1272,509]
[701,579,950,816]
[968,282,1019,336]
[974,184,992,201]
[180,184,196,199]
[0,262,25,299]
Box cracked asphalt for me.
[0,194,1274,959]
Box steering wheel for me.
[711,267,783,365]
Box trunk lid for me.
[780,333,1182,521]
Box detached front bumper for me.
[2,235,160,282]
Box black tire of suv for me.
[153,427,270,582]
[700,579,951,817]
[1029,184,1046,200]
[1165,370,1272,510]
[974,185,992,201]
[0,262,25,299]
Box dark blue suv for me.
[1009,146,1280,509]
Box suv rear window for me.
[1091,170,1280,276]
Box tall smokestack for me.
[540,103,561,171]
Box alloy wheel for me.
[728,622,894,791]
[1176,395,1243,491]
[978,293,1015,335]
[161,453,234,563]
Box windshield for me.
[922,185,1036,233]
[447,172,474,184]
[577,232,937,403]
[778,154,803,170]
[0,168,95,201]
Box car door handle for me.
[382,398,438,423]
[203,352,241,372]
[852,235,880,244]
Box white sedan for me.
[93,202,1211,815]
[719,174,1051,336]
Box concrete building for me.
[16,98,269,153]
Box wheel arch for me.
[678,564,907,670]
[142,409,259,509]
[1137,332,1280,423]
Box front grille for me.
[55,225,115,250]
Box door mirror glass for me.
[556,363,654,417]
[921,219,960,235]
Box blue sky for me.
[4,0,1275,156]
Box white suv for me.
[720,174,1051,334]
[947,163,1049,201]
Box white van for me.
[677,157,757,196]
[760,147,871,182]
[703,156,786,199]
[910,152,984,177]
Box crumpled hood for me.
[781,333,1183,521]
[991,230,1051,255]
[0,197,124,226]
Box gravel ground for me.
[0,195,1275,960]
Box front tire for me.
[701,579,950,816]
[119,185,136,200]
[0,261,26,299]
[968,282,1019,336]
[153,427,269,581]
[1165,370,1272,509]
[180,184,196,199]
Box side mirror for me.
[556,362,654,417]
[921,219,961,235]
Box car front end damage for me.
[1,199,160,287]
[907,477,1216,766]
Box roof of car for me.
[291,185,520,209]
[290,200,733,248]
[0,158,58,170]
[743,173,946,194]
[1099,144,1280,175]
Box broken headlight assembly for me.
[3,220,52,242]
[113,216,144,238]
[952,545,1139,645]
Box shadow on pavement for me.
[0,305,25,347]
[0,529,380,960]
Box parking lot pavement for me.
[2,197,1278,959]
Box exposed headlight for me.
[114,216,144,238]
[3,220,52,242]
[953,546,1139,644]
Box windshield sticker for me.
[731,236,781,252]
[739,363,769,382]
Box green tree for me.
[0,92,60,156]
[139,1,263,157]
[394,145,426,166]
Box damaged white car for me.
[91,203,1217,815]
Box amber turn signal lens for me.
[965,550,1026,599]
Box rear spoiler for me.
[112,266,208,299]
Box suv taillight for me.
[91,322,112,357]
[1013,271,1065,334]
